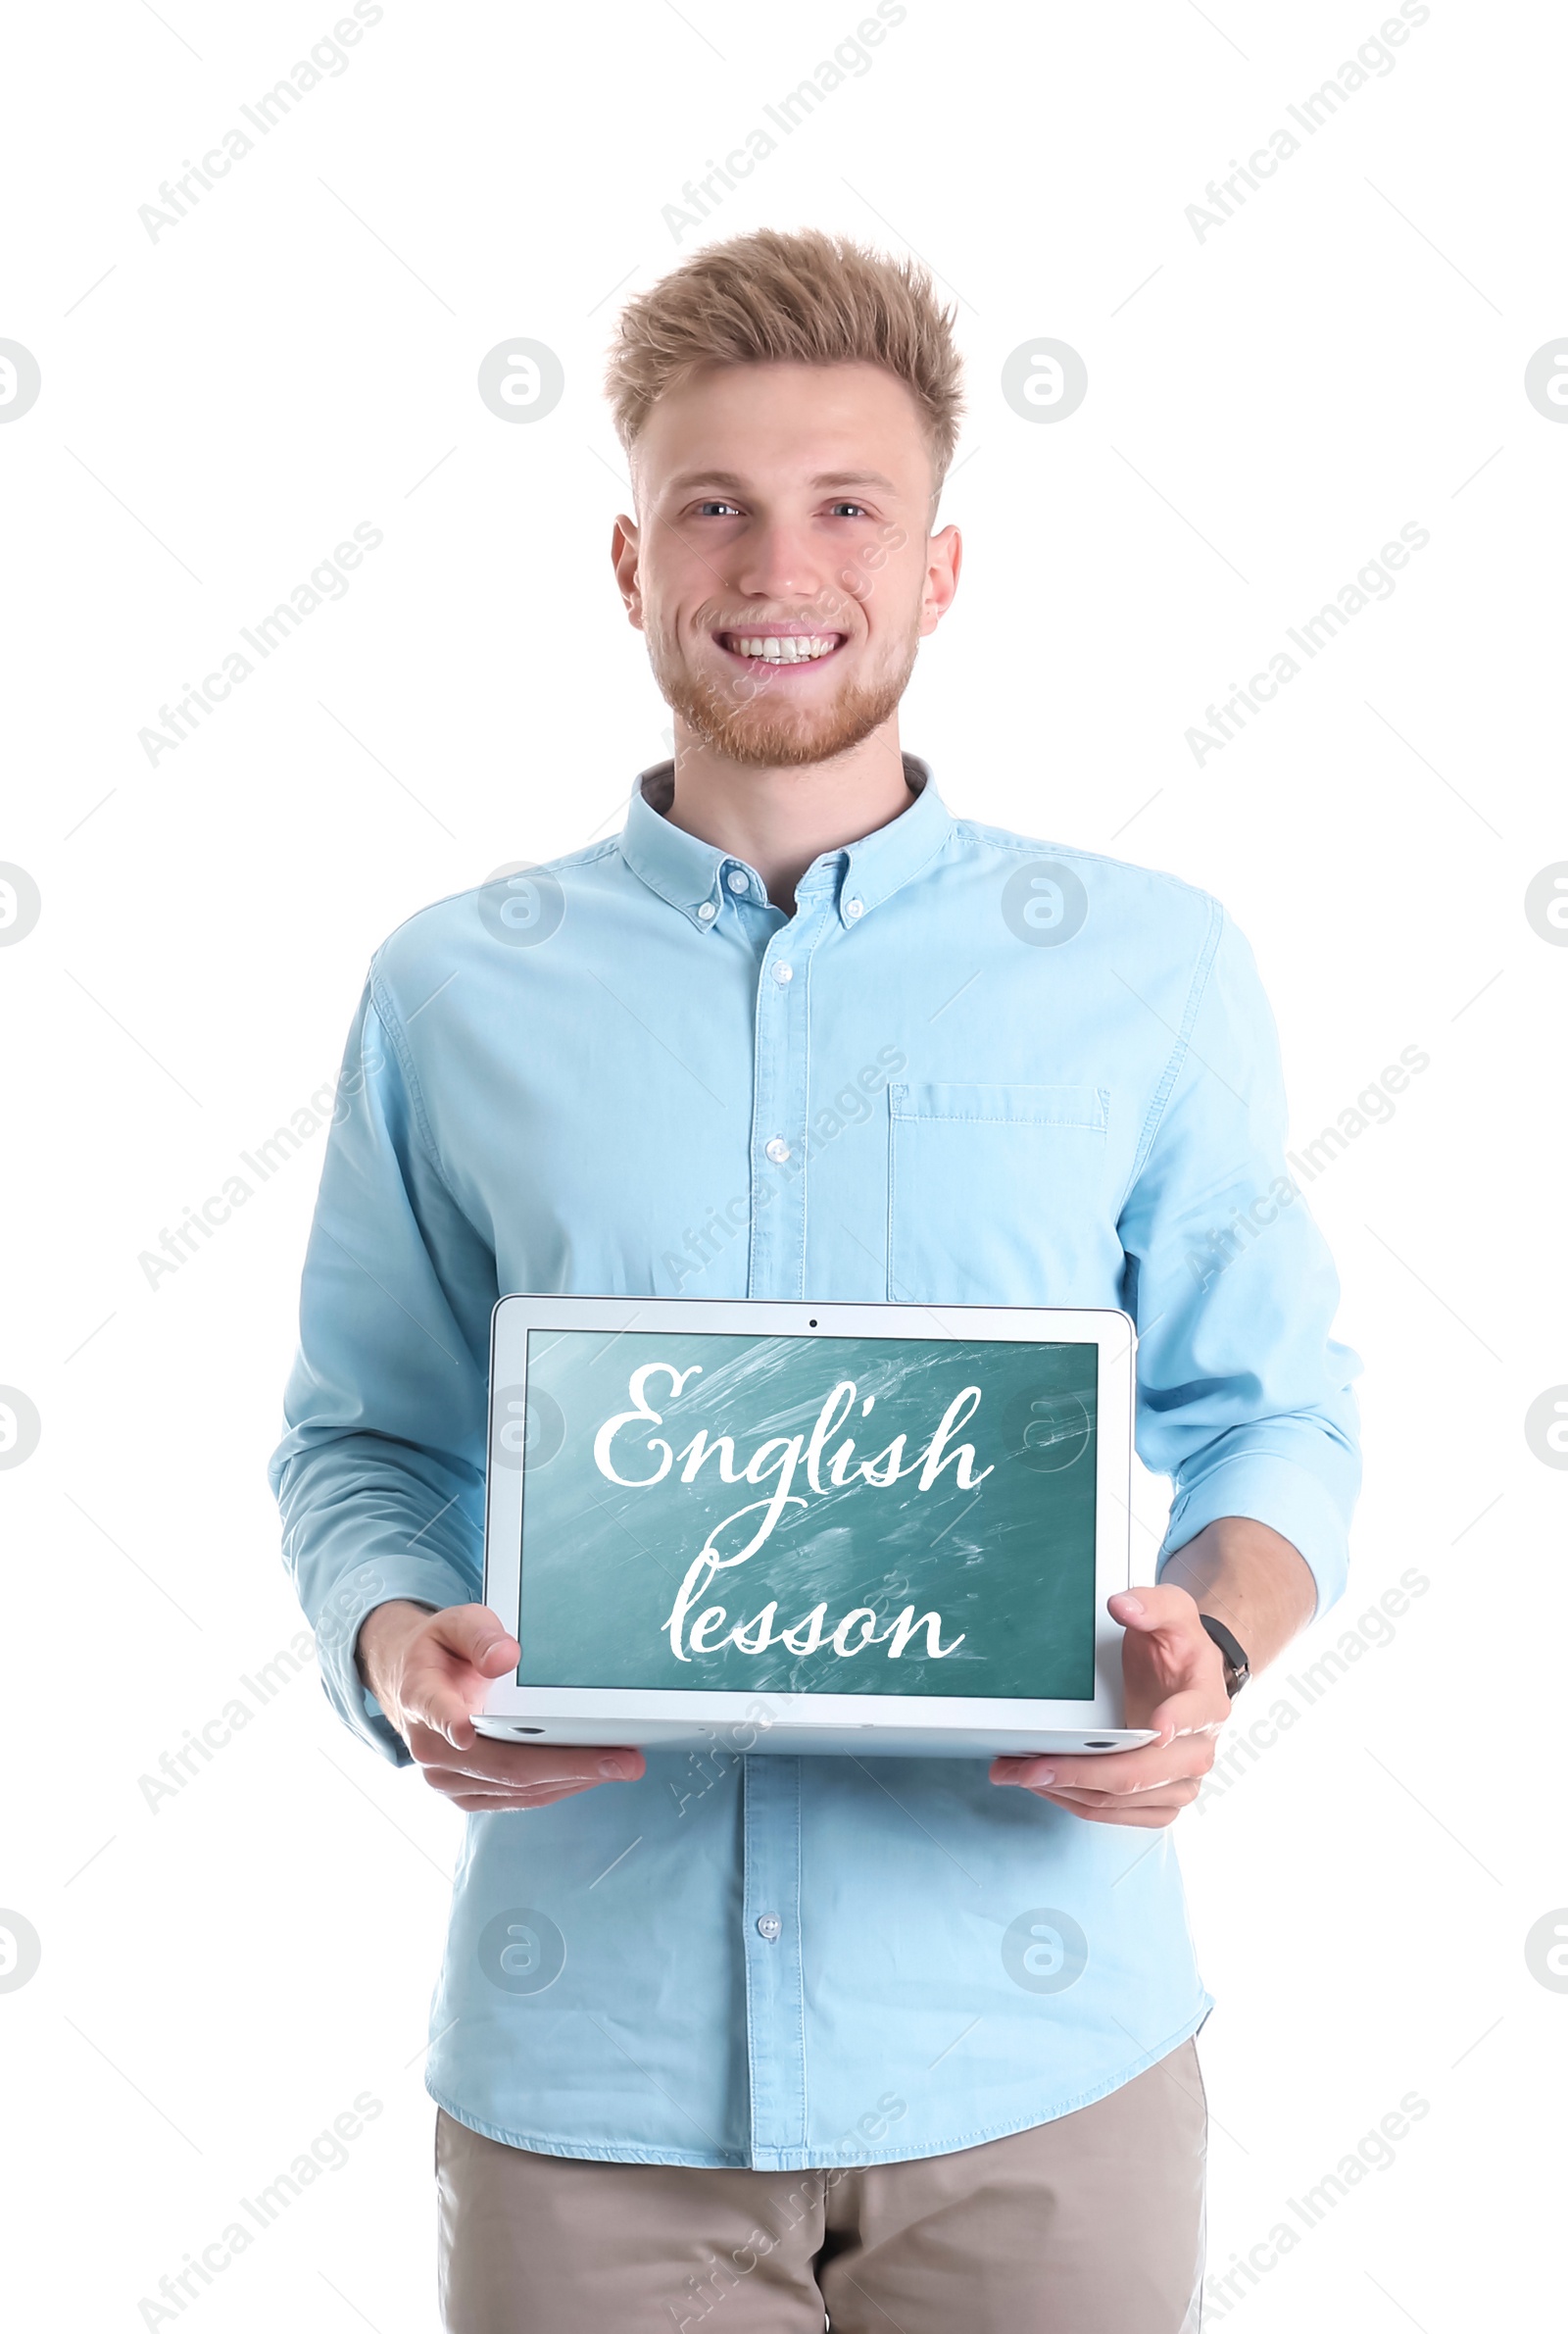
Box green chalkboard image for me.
[514,1332,1100,1700]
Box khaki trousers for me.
[435,2037,1206,2333]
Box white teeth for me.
[726,634,839,663]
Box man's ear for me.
[920,522,962,636]
[611,514,643,627]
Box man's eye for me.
[694,500,742,518]
[828,501,870,519]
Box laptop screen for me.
[509,1329,1099,1700]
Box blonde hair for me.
[605,226,963,498]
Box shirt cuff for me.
[1157,1452,1350,1617]
[312,1555,481,1766]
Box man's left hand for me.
[990,1584,1231,1827]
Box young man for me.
[271,228,1360,2333]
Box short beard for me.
[649,623,918,770]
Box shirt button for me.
[696,901,716,922]
[845,897,864,919]
[771,962,794,985]
[756,1913,782,1942]
[764,1137,791,1164]
[726,869,750,893]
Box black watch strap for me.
[1199,1614,1250,1698]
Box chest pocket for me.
[886,1081,1115,1306]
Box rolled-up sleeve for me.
[268,974,498,1763]
[1117,905,1362,1614]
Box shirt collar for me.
[618,752,954,931]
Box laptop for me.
[474,1296,1154,1758]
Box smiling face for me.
[613,360,958,770]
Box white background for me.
[2,1,1563,2326]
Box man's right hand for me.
[355,1599,646,1812]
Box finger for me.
[442,1783,604,1813]
[1107,1585,1208,1644]
[430,1605,522,1669]
[410,1731,645,1791]
[994,1733,1213,1795]
[414,1742,647,1790]
[415,1609,523,1746]
[420,1755,629,1809]
[420,1760,637,1798]
[1035,1774,1202,1812]
[1144,1683,1229,1741]
[1047,1737,1213,1790]
[412,1655,523,1751]
[420,1765,608,1797]
[1029,1797,1185,1829]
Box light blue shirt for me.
[270,758,1359,2169]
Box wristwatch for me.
[1199,1614,1250,1698]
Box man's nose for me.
[731,520,827,605]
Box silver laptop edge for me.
[476,1297,1153,1758]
